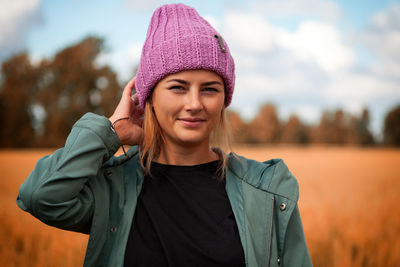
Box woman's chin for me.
[171,133,209,147]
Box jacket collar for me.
[106,146,299,202]
[227,153,299,202]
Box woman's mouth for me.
[177,118,206,128]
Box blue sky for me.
[1,0,400,139]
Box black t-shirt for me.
[124,160,246,267]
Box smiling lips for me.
[177,117,206,128]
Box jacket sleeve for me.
[16,112,121,234]
[282,204,313,267]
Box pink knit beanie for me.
[135,3,235,109]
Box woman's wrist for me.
[109,117,130,144]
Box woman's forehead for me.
[160,69,224,83]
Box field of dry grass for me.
[1,146,399,266]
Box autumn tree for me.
[280,114,310,144]
[227,110,248,143]
[383,105,400,146]
[247,103,281,143]
[353,108,374,145]
[0,36,122,147]
[0,53,37,147]
[35,36,121,146]
[311,108,374,145]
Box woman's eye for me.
[169,86,185,91]
[203,87,219,93]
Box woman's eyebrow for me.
[166,79,189,85]
[202,81,223,86]
[166,79,223,86]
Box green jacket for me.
[17,113,312,267]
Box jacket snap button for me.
[279,203,286,211]
[277,258,281,265]
[110,226,117,232]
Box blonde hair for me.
[139,101,233,179]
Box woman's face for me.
[151,69,225,148]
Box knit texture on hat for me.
[135,3,235,108]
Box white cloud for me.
[369,61,400,79]
[222,9,354,122]
[236,71,312,96]
[124,0,164,11]
[0,0,42,60]
[363,4,400,60]
[220,6,398,137]
[250,0,341,22]
[370,4,400,30]
[230,69,320,123]
[223,10,355,72]
[277,21,355,72]
[224,11,276,53]
[323,74,399,103]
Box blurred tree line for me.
[0,36,399,148]
[228,105,375,145]
[228,103,400,147]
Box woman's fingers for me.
[131,93,139,105]
[111,77,137,118]
[108,77,145,145]
[123,77,136,98]
[129,93,144,120]
[119,77,136,110]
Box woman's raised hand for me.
[109,77,144,146]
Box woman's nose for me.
[185,89,203,112]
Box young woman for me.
[17,3,312,267]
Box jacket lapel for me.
[226,161,276,266]
[226,153,285,267]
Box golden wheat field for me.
[1,146,399,267]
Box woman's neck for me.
[155,141,219,166]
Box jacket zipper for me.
[268,196,275,267]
